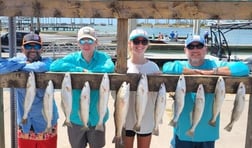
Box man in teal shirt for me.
[162,35,249,148]
[50,26,115,148]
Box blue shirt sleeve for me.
[89,53,115,73]
[162,60,184,74]
[215,60,249,76]
[50,53,84,72]
[21,57,53,72]
[0,57,26,74]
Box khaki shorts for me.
[67,123,105,148]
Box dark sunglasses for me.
[79,39,94,45]
[132,38,148,46]
[24,44,42,50]
[187,43,204,50]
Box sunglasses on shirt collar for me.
[24,44,42,50]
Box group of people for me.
[0,26,249,148]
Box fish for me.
[153,82,167,136]
[61,72,73,127]
[209,76,226,127]
[42,80,54,133]
[112,81,130,145]
[79,81,90,131]
[96,73,110,131]
[224,82,246,132]
[186,84,205,137]
[22,71,36,124]
[169,75,186,127]
[134,74,149,132]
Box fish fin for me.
[208,119,216,127]
[168,120,176,127]
[62,121,73,127]
[21,119,27,124]
[81,126,89,131]
[95,124,104,132]
[45,127,52,133]
[152,127,159,136]
[224,122,233,132]
[112,136,124,146]
[133,124,141,132]
[186,130,194,137]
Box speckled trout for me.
[112,81,130,145]
[42,80,54,133]
[22,71,36,124]
[169,75,186,127]
[224,82,246,132]
[153,82,167,136]
[134,74,148,132]
[79,81,90,131]
[186,84,205,137]
[96,73,110,131]
[209,76,226,127]
[61,72,73,127]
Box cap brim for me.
[130,35,148,40]
[77,35,96,41]
[23,41,42,45]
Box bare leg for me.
[123,136,135,148]
[137,135,152,148]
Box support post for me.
[245,94,252,148]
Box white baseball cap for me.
[77,26,97,41]
[129,28,149,40]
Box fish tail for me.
[168,120,176,127]
[21,118,27,124]
[186,129,194,137]
[95,124,104,132]
[62,120,73,127]
[133,123,141,132]
[45,127,52,133]
[152,127,159,136]
[224,122,233,132]
[208,119,216,127]
[81,126,89,131]
[112,136,123,144]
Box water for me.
[93,25,252,45]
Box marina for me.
[1,1,252,148]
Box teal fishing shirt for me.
[50,50,115,126]
[162,59,249,142]
[0,56,59,134]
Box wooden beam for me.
[0,1,252,19]
[0,72,251,93]
[115,18,128,74]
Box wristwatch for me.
[213,67,218,75]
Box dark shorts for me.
[125,130,152,137]
[175,135,215,148]
[67,123,105,148]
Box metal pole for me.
[193,19,201,35]
[8,16,17,148]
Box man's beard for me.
[27,52,42,63]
